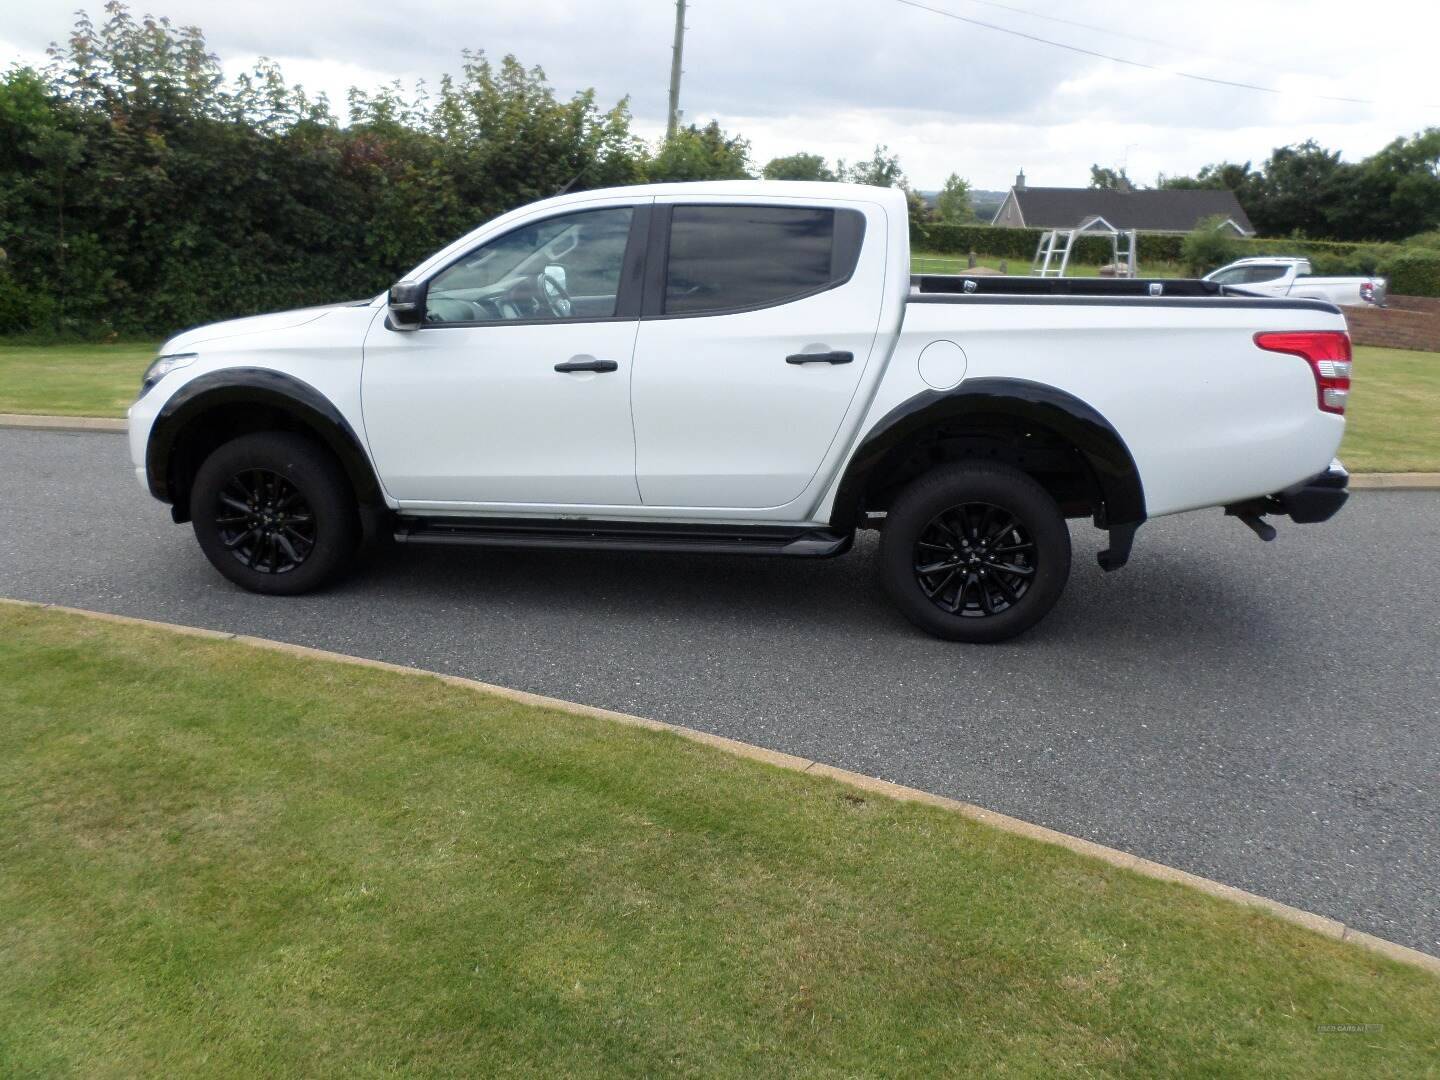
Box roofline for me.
[400,179,909,284]
[1076,215,1124,234]
[1226,256,1310,265]
[1003,185,1255,235]
[991,188,1024,227]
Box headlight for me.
[138,352,198,398]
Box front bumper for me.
[1276,459,1349,523]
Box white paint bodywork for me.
[129,179,1348,531]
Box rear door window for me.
[662,205,863,316]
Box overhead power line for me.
[954,0,1246,60]
[892,0,1376,107]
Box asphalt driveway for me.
[2,427,1437,954]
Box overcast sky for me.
[4,0,1438,191]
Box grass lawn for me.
[912,251,1188,278]
[0,341,156,417]
[1,604,1437,1077]
[1344,345,1440,472]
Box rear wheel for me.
[879,462,1071,642]
[191,432,359,595]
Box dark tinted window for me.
[664,206,861,315]
[1211,263,1287,286]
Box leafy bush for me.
[1401,229,1440,251]
[1181,216,1243,275]
[1380,250,1440,297]
[913,222,1400,277]
[0,6,701,338]
[1304,246,1392,275]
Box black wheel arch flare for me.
[146,368,384,521]
[829,377,1147,560]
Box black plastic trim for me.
[554,357,619,373]
[786,350,853,365]
[640,203,673,319]
[908,291,1342,315]
[1276,461,1350,524]
[394,516,853,558]
[614,203,652,320]
[829,377,1147,535]
[915,274,1230,298]
[146,368,384,513]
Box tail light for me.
[1359,281,1375,303]
[1254,331,1352,414]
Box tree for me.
[647,120,751,182]
[6,2,651,336]
[761,152,835,182]
[1089,164,1134,191]
[1248,140,1345,238]
[934,173,975,223]
[1323,129,1440,241]
[1181,215,1242,275]
[1159,161,1256,195]
[842,144,905,188]
[1164,132,1440,242]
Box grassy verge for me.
[1,604,1437,1077]
[0,341,155,417]
[1343,346,1440,472]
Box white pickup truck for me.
[129,181,1352,641]
[1204,256,1387,308]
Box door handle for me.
[554,357,618,373]
[786,350,853,365]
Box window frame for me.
[410,204,652,331]
[640,203,867,320]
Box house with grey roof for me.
[992,170,1255,236]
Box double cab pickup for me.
[130,182,1351,641]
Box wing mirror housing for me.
[387,280,425,330]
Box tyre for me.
[190,431,360,595]
[879,462,1071,642]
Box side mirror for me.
[387,280,425,330]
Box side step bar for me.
[393,517,854,558]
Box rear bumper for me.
[1276,459,1349,524]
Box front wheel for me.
[879,462,1071,642]
[191,431,359,595]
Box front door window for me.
[424,207,634,325]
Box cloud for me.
[4,0,1436,188]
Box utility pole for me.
[666,0,687,141]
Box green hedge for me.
[1379,250,1440,297]
[912,222,1401,275]
[913,223,1184,264]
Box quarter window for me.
[663,205,863,316]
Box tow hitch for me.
[1225,459,1349,541]
[1227,508,1277,541]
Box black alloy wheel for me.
[191,431,359,595]
[879,462,1071,642]
[215,468,318,574]
[913,501,1037,618]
